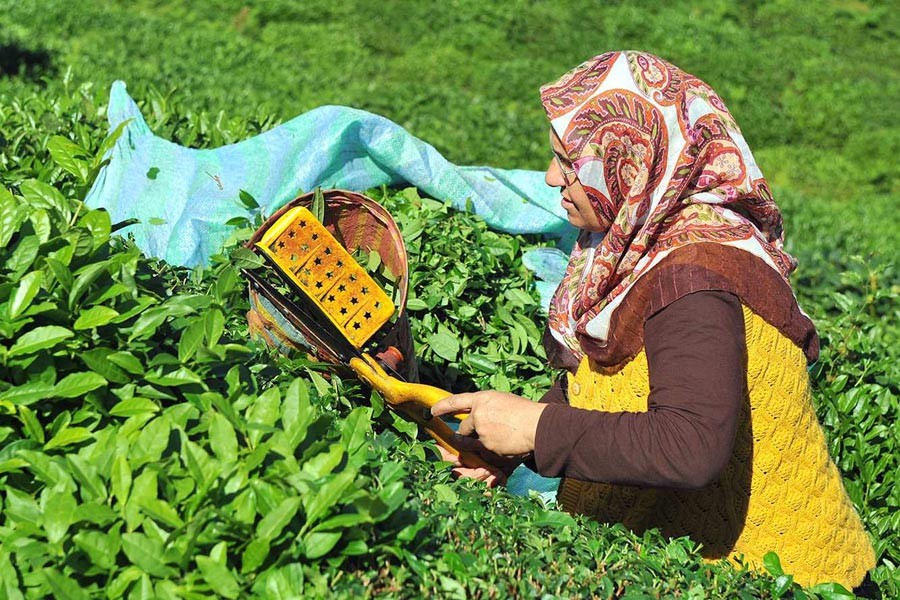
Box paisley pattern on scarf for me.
[626,52,684,107]
[541,51,618,121]
[539,51,810,365]
[562,89,669,250]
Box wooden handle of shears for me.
[349,355,492,469]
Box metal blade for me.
[243,267,362,365]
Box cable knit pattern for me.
[559,306,875,588]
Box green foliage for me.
[372,187,554,400]
[0,133,429,597]
[0,1,896,597]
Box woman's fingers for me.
[456,413,477,437]
[436,444,462,467]
[430,393,475,418]
[452,434,486,454]
[451,466,507,488]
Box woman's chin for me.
[566,215,584,229]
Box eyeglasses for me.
[553,154,578,186]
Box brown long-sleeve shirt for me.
[533,290,746,489]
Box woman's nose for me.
[545,159,565,187]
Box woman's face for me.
[545,129,606,232]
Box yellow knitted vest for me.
[560,306,875,588]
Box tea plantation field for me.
[0,1,897,597]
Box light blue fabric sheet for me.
[86,81,577,269]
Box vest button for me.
[571,382,581,396]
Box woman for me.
[431,51,876,592]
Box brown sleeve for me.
[518,376,569,472]
[532,290,745,489]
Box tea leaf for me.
[17,405,44,443]
[48,135,91,183]
[241,538,270,574]
[79,209,112,248]
[533,510,576,529]
[257,497,301,542]
[1,381,57,407]
[121,532,176,578]
[238,189,259,210]
[73,527,120,571]
[107,351,144,375]
[303,530,342,559]
[178,319,205,362]
[311,187,325,223]
[20,179,69,220]
[74,305,119,330]
[427,326,459,362]
[763,551,784,577]
[204,308,225,346]
[43,569,90,600]
[197,555,242,599]
[209,412,238,464]
[53,372,107,398]
[303,470,355,528]
[44,427,93,450]
[8,326,74,357]
[8,270,42,320]
[42,486,77,543]
[109,398,159,418]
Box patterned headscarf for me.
[541,51,815,367]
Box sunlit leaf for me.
[53,372,107,399]
[44,427,94,450]
[121,533,176,578]
[8,326,74,357]
[74,305,119,330]
[8,271,42,320]
[48,135,91,183]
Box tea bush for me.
[0,1,897,597]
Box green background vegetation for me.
[0,0,896,597]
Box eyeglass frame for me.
[553,154,578,186]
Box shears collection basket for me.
[245,189,418,382]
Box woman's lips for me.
[561,196,574,210]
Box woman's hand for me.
[435,444,507,488]
[431,391,547,457]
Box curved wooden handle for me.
[393,403,491,469]
[350,355,467,419]
[349,355,490,468]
